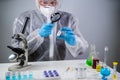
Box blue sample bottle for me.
[5,72,10,80]
[29,72,33,80]
[23,74,27,80]
[12,72,16,80]
[18,72,21,80]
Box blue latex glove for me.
[38,23,54,37]
[57,27,76,46]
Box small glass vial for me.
[12,72,16,80]
[28,71,33,80]
[76,64,87,79]
[5,72,11,80]
[112,62,118,80]
[17,71,21,80]
[23,71,28,80]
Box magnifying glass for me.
[50,12,61,23]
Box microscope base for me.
[8,64,31,71]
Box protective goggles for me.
[39,0,58,7]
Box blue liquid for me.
[23,75,27,80]
[102,76,108,80]
[6,72,11,80]
[12,75,16,80]
[29,74,33,80]
[6,76,10,80]
[18,74,21,80]
[100,67,111,77]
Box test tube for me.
[17,71,21,80]
[57,30,62,37]
[112,62,118,80]
[76,67,87,79]
[57,30,65,37]
[5,72,11,80]
[23,71,28,80]
[76,64,87,79]
[104,46,108,67]
[12,72,16,80]
[28,71,33,80]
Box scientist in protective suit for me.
[12,0,89,61]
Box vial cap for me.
[113,62,118,66]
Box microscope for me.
[7,17,31,71]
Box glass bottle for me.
[92,52,99,69]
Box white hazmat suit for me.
[12,0,88,61]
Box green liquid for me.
[86,55,92,66]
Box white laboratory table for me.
[0,60,120,80]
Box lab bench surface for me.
[0,60,120,80]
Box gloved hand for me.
[57,27,76,46]
[38,23,54,37]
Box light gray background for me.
[0,0,120,72]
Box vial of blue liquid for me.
[28,71,33,80]
[5,72,11,80]
[23,72,28,80]
[17,72,21,80]
[12,72,16,80]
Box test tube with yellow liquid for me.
[112,62,118,80]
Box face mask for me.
[40,6,56,18]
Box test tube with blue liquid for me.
[57,30,65,37]
[12,72,16,80]
[5,72,11,80]
[28,71,33,80]
[23,71,28,80]
[17,71,21,80]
